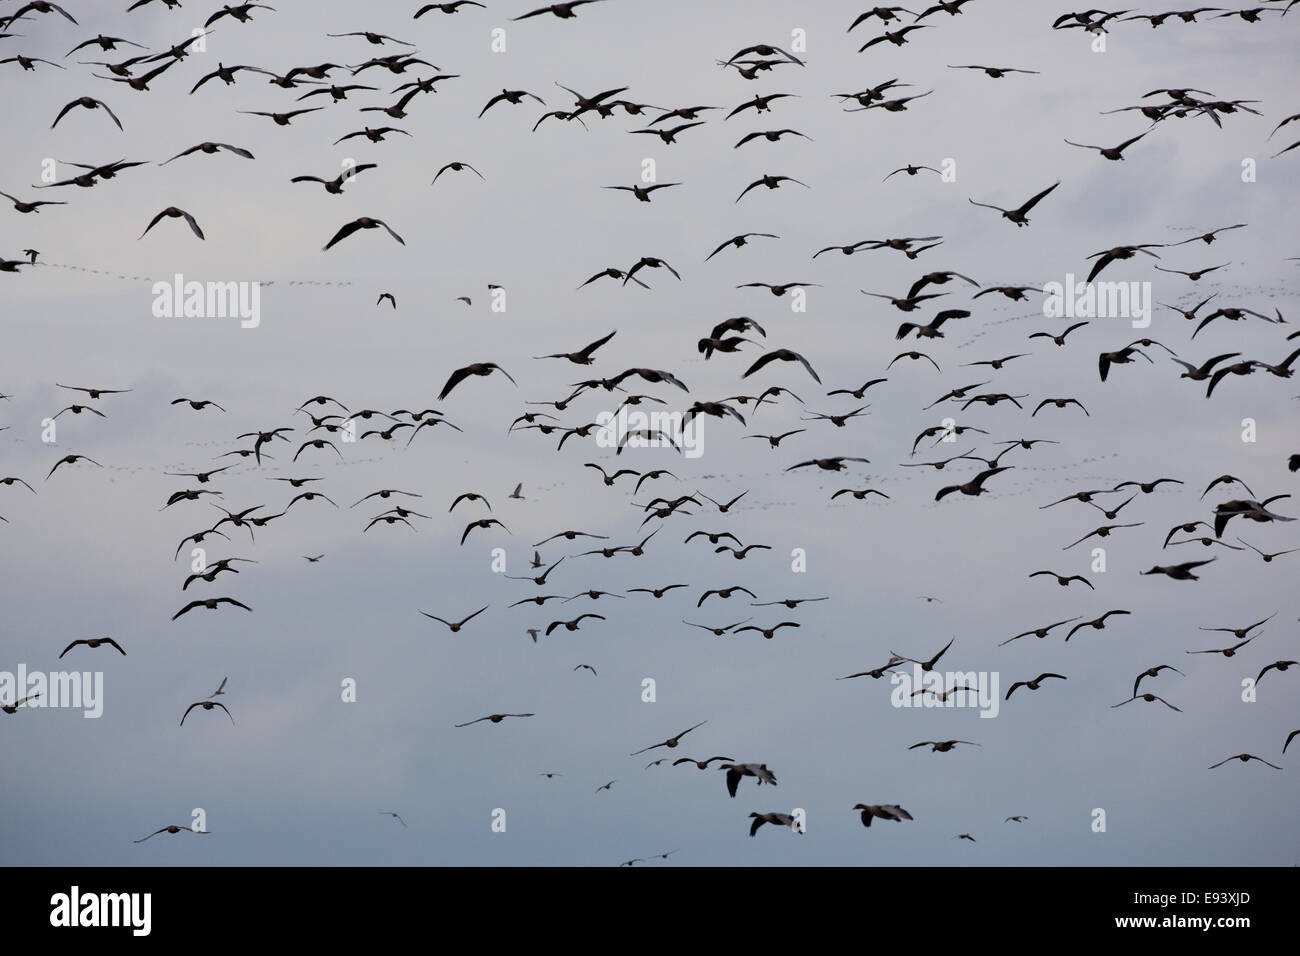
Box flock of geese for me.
[2,0,1298,863]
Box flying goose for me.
[1142,559,1216,580]
[854,804,913,826]
[630,722,707,755]
[322,217,404,250]
[999,618,1081,645]
[180,700,235,725]
[1065,610,1131,640]
[140,207,204,240]
[672,756,732,770]
[439,363,516,400]
[1208,753,1281,770]
[1,694,40,714]
[134,825,207,843]
[172,597,252,620]
[454,713,534,727]
[1006,673,1067,699]
[749,812,801,836]
[58,637,125,658]
[419,606,488,632]
[968,181,1061,226]
[1255,661,1298,685]
[721,762,777,797]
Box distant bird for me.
[58,637,125,658]
[748,812,801,836]
[322,217,404,250]
[139,207,204,240]
[134,825,207,843]
[1005,673,1067,699]
[1207,754,1281,770]
[432,161,484,184]
[630,721,707,755]
[419,605,488,632]
[1255,661,1298,685]
[454,713,534,727]
[736,174,808,202]
[672,756,731,770]
[604,182,680,202]
[1064,130,1151,160]
[910,740,979,753]
[706,232,779,260]
[180,700,235,725]
[51,97,122,130]
[969,181,1060,226]
[1132,665,1184,697]
[1066,610,1131,640]
[1,693,40,715]
[1142,559,1216,580]
[935,466,1011,501]
[514,1,606,20]
[950,64,1039,78]
[172,597,252,620]
[439,363,516,400]
[853,804,913,827]
[721,763,777,797]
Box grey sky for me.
[1,0,1298,865]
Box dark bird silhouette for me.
[969,181,1060,226]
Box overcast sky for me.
[1,0,1298,866]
